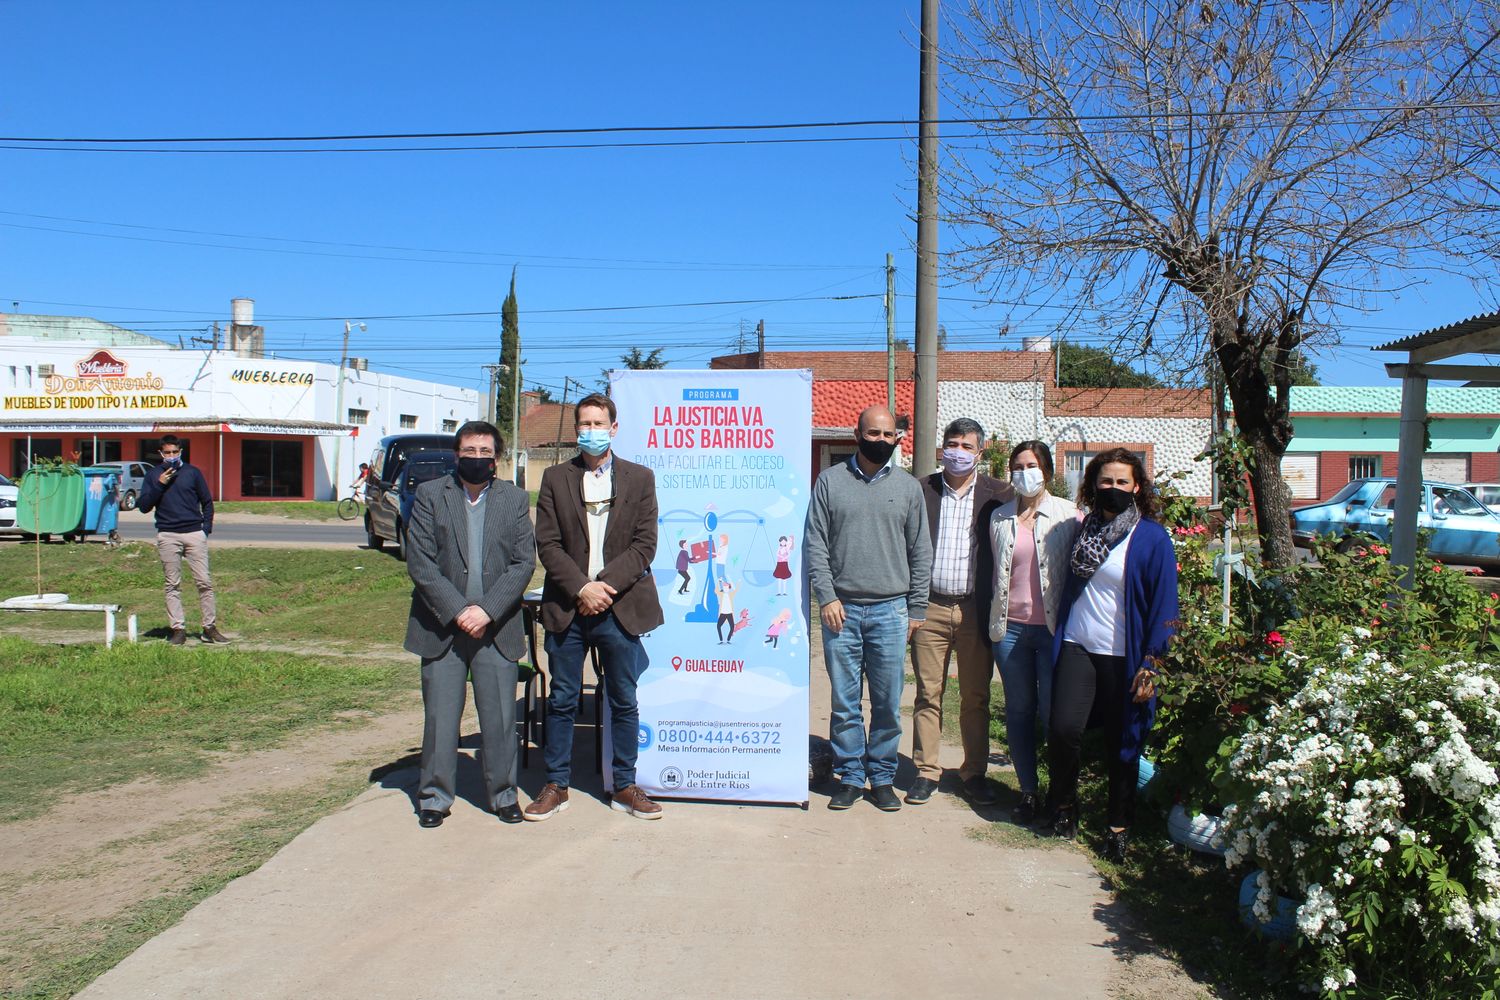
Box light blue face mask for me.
[578,428,612,456]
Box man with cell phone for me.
[137,434,226,646]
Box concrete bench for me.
[0,599,137,648]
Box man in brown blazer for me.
[908,417,1014,806]
[525,392,666,821]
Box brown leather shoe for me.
[201,625,231,644]
[523,783,570,822]
[168,628,187,646]
[611,784,663,820]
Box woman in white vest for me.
[988,441,1078,825]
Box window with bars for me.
[1064,448,1150,498]
[399,414,418,429]
[347,408,369,425]
[441,419,458,432]
[1348,455,1382,480]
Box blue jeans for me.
[822,597,908,788]
[543,611,648,790]
[994,621,1056,795]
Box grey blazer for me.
[404,474,536,662]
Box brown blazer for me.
[920,470,1014,637]
[535,454,665,637]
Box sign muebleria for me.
[4,350,187,412]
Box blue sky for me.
[0,2,1491,396]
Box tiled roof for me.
[713,350,1056,384]
[812,380,916,454]
[518,402,576,448]
[1287,386,1500,415]
[1047,387,1210,417]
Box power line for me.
[0,210,869,271]
[3,102,1494,144]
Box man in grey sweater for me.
[806,406,932,812]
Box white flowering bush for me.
[1221,635,1500,998]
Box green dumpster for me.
[16,467,86,537]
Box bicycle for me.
[337,488,365,521]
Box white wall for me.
[938,380,1214,497]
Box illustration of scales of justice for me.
[658,505,779,622]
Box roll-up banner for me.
[610,369,812,805]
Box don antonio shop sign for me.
[3,350,187,412]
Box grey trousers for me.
[418,636,519,813]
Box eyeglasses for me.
[159,450,181,457]
[457,449,496,458]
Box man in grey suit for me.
[405,420,536,828]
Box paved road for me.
[112,510,368,548]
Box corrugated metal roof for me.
[1372,309,1500,353]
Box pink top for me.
[1006,520,1047,626]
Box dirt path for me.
[65,650,1209,1000]
[0,691,425,995]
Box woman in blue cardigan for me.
[1043,448,1177,862]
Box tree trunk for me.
[1244,431,1296,568]
[1215,315,1297,569]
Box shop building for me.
[0,308,479,501]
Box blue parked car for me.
[366,449,456,560]
[1290,477,1500,569]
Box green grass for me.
[4,766,375,999]
[0,540,547,647]
[0,542,420,647]
[212,500,345,520]
[0,638,408,821]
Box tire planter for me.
[1237,870,1299,941]
[1137,756,1157,791]
[1167,803,1227,856]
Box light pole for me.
[331,320,366,500]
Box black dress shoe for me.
[961,775,999,807]
[1045,806,1077,841]
[496,803,523,825]
[1011,792,1039,825]
[1102,827,1130,863]
[828,783,863,810]
[904,776,938,805]
[870,785,902,812]
[418,809,447,829]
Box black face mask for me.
[456,457,496,486]
[857,437,897,467]
[1096,486,1136,515]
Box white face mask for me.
[1011,467,1046,498]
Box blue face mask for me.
[578,428,612,456]
[163,455,183,467]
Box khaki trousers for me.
[156,530,216,630]
[909,594,994,780]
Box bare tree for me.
[944,0,1499,566]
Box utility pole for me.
[482,362,501,425]
[913,0,940,469]
[756,319,765,360]
[885,253,897,415]
[552,377,574,468]
[212,321,220,353]
[331,320,364,500]
[511,334,523,485]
